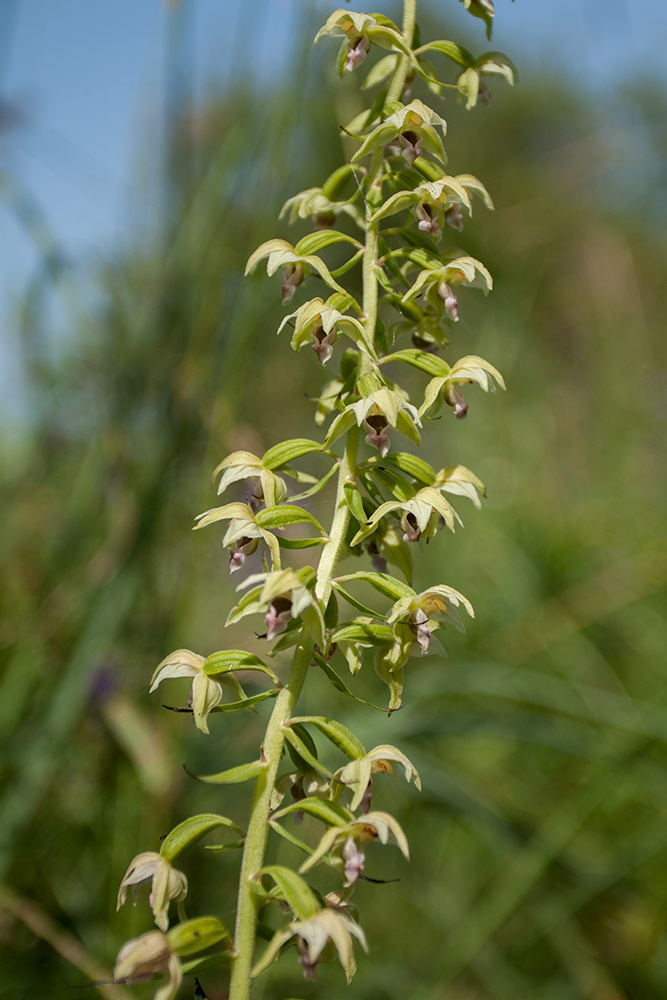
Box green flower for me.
[149,649,224,735]
[253,905,368,984]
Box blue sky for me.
[1,0,666,418]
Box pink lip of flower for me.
[345,34,370,71]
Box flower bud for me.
[113,930,173,984]
[345,34,370,72]
[313,210,336,230]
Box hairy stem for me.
[228,631,315,1000]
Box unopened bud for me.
[313,210,336,230]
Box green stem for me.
[228,630,314,1000]
[387,0,416,104]
[228,6,417,997]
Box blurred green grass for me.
[1,8,666,1000]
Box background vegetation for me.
[1,5,666,999]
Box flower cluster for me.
[111,2,513,998]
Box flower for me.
[387,585,474,654]
[253,905,368,984]
[149,649,223,735]
[346,34,370,71]
[231,568,325,648]
[350,485,461,549]
[324,385,422,457]
[300,810,410,888]
[113,931,182,1000]
[336,744,421,811]
[117,852,187,932]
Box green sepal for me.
[167,916,231,957]
[331,621,395,645]
[260,865,320,920]
[321,163,359,201]
[193,760,267,785]
[272,796,354,828]
[159,814,244,863]
[262,439,322,470]
[363,52,397,89]
[324,590,339,629]
[289,716,366,760]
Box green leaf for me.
[368,464,415,502]
[203,840,245,852]
[203,650,279,684]
[333,583,381,619]
[331,622,395,645]
[181,951,233,974]
[381,349,451,377]
[260,865,320,920]
[416,39,475,67]
[272,796,354,828]
[381,452,436,485]
[295,230,361,256]
[312,651,399,713]
[159,813,244,862]
[211,689,279,712]
[289,716,366,760]
[269,819,314,857]
[167,916,231,956]
[277,536,326,550]
[343,482,368,526]
[335,571,414,602]
[256,505,325,533]
[192,760,266,785]
[262,439,322,470]
[283,725,334,779]
[288,462,338,500]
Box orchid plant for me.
[110,2,515,998]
